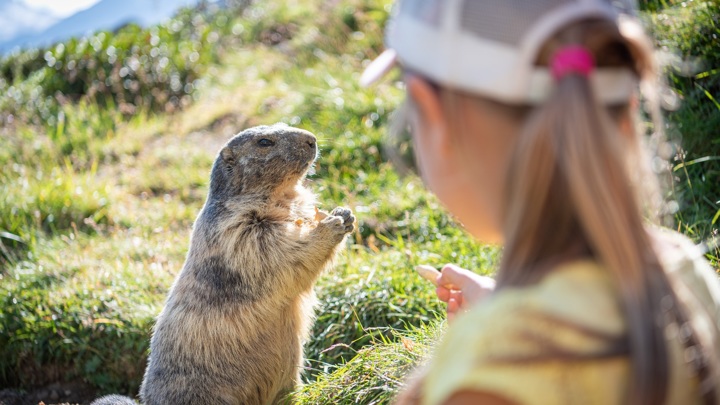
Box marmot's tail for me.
[90,394,138,404]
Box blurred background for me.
[0,0,201,53]
[0,0,717,404]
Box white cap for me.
[360,0,639,105]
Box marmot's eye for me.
[257,138,275,147]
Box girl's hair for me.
[422,19,719,404]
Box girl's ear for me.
[618,93,639,140]
[405,75,451,156]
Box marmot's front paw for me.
[322,207,355,234]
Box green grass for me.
[644,0,720,266]
[295,323,443,404]
[0,0,717,403]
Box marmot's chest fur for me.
[139,124,355,405]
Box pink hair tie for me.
[551,46,595,80]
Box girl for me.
[361,0,720,404]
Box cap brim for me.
[360,49,398,87]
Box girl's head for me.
[362,0,653,244]
[363,0,718,403]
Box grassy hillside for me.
[0,0,717,404]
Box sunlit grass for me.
[294,322,443,405]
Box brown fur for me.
[138,124,354,405]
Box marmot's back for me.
[139,124,355,405]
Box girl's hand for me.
[434,264,495,321]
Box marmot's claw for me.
[341,214,355,232]
[328,207,355,233]
[331,207,351,220]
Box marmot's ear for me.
[217,145,242,195]
[220,146,235,172]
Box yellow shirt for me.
[422,231,720,405]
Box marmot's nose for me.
[301,133,316,149]
[285,127,317,151]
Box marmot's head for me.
[209,123,318,199]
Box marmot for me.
[90,394,137,404]
[133,124,354,404]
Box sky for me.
[0,0,198,50]
[0,0,100,43]
[22,0,100,17]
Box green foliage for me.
[0,3,247,127]
[645,0,720,259]
[639,0,684,12]
[0,231,175,392]
[648,1,720,155]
